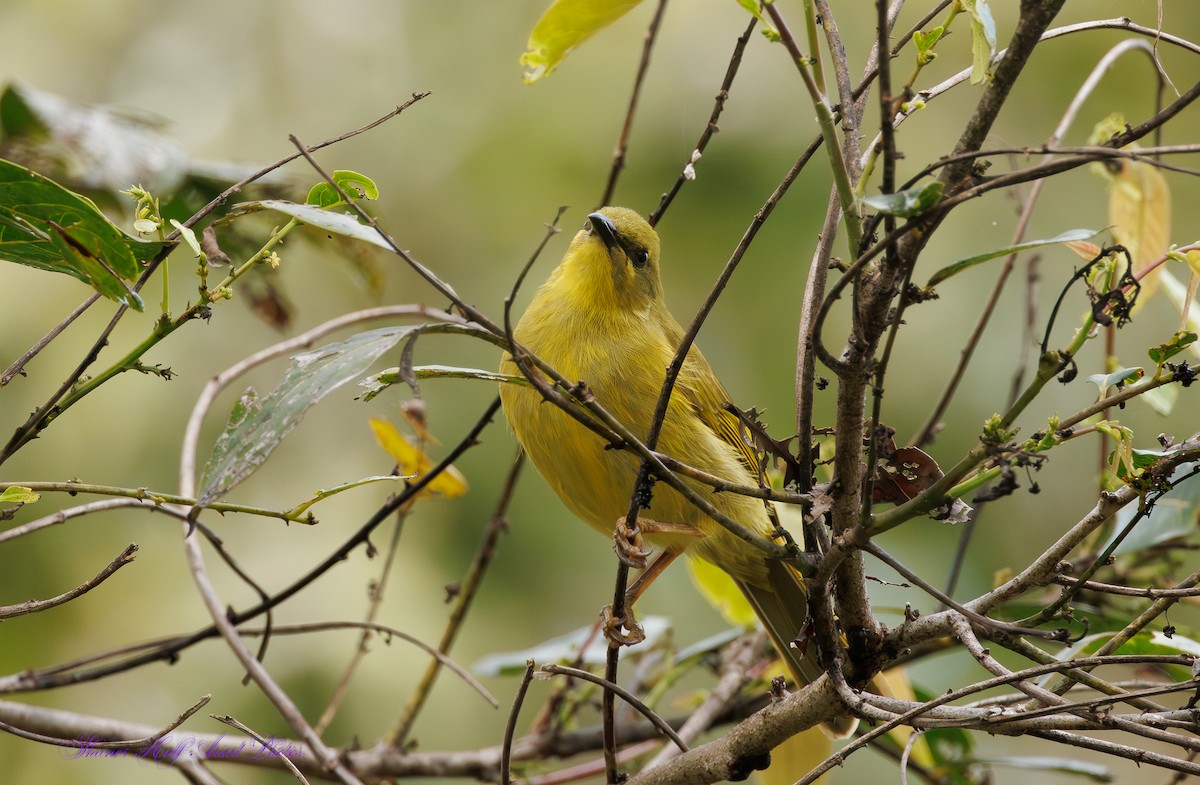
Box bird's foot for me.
[600,604,646,647]
[613,516,651,569]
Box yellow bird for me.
[500,207,849,732]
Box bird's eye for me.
[631,248,649,268]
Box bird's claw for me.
[613,516,650,569]
[601,604,646,647]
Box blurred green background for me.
[2,1,1199,783]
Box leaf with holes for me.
[198,326,414,505]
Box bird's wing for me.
[676,347,763,479]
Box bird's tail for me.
[737,560,858,738]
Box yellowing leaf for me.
[1109,160,1170,301]
[1185,249,1200,278]
[0,486,40,504]
[520,0,645,84]
[1090,113,1172,304]
[369,417,467,499]
[686,557,757,628]
[1065,240,1102,262]
[754,707,830,785]
[872,667,935,767]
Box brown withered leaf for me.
[871,433,973,523]
[873,446,944,504]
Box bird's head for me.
[559,207,663,313]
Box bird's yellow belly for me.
[499,351,774,585]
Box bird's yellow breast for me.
[500,278,777,586]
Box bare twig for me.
[0,543,138,619]
[649,16,756,226]
[502,661,536,785]
[541,664,688,754]
[212,713,312,785]
[643,631,766,769]
[0,694,208,750]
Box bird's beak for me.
[587,212,619,250]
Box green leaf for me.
[0,486,39,504]
[305,183,340,208]
[925,229,1099,288]
[960,0,997,85]
[332,169,378,200]
[912,26,944,65]
[197,326,415,505]
[1149,330,1198,365]
[1085,367,1143,398]
[472,616,670,676]
[862,181,943,218]
[170,219,202,259]
[520,0,646,84]
[1105,458,1200,555]
[735,0,780,41]
[237,200,392,251]
[305,170,379,208]
[0,160,160,309]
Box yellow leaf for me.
[754,709,831,785]
[1089,113,1171,304]
[520,0,645,84]
[1109,158,1170,301]
[687,557,757,628]
[1185,250,1200,278]
[369,417,467,499]
[872,666,935,767]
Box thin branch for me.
[643,631,766,769]
[1051,575,1200,599]
[540,664,688,754]
[212,713,312,785]
[649,15,756,226]
[0,481,314,531]
[0,694,208,750]
[176,483,366,783]
[812,0,861,178]
[502,662,536,785]
[0,543,138,619]
[764,2,863,253]
[862,542,1064,641]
